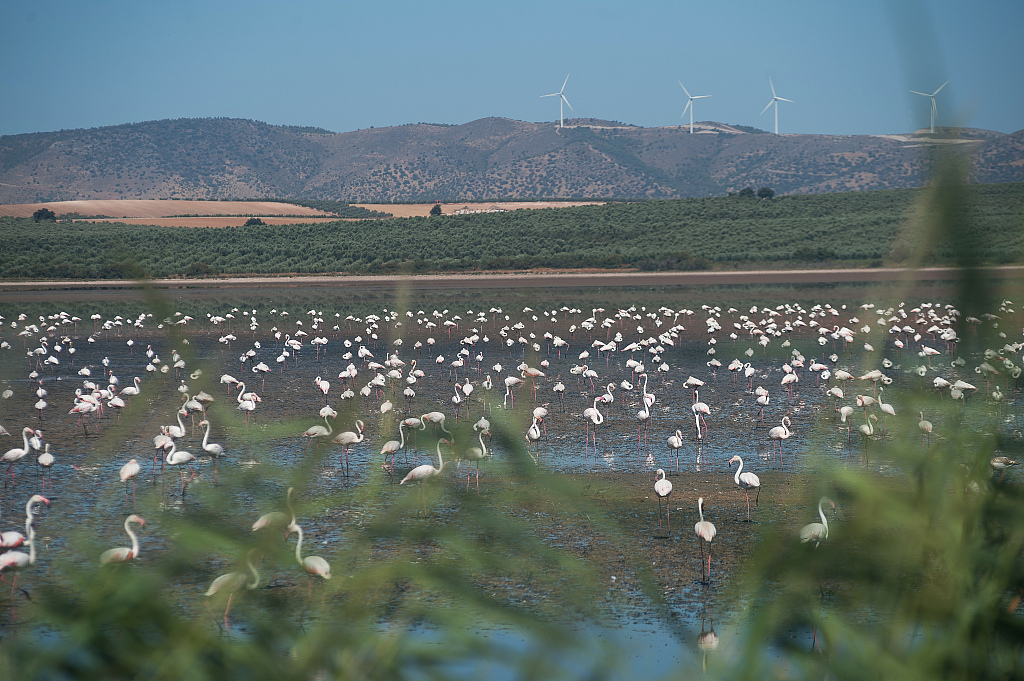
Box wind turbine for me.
[541,74,573,129]
[760,78,794,134]
[909,80,948,134]
[679,82,711,134]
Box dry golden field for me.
[0,199,604,226]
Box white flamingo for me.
[694,497,717,583]
[401,438,449,515]
[100,514,145,564]
[729,455,761,521]
[654,468,672,531]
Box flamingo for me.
[100,514,145,564]
[287,521,332,600]
[692,390,711,438]
[872,385,897,432]
[119,458,141,505]
[525,416,542,461]
[839,406,855,442]
[553,380,566,412]
[236,382,260,424]
[503,376,523,409]
[2,426,33,483]
[636,401,651,452]
[165,442,197,493]
[799,497,835,548]
[858,413,878,442]
[463,429,490,491]
[420,411,453,443]
[754,387,770,422]
[582,396,605,467]
[0,495,49,598]
[729,455,761,521]
[332,419,365,476]
[37,443,54,489]
[163,409,187,440]
[252,487,296,534]
[120,376,142,399]
[380,420,410,478]
[919,411,933,446]
[205,549,260,631]
[666,429,684,471]
[301,414,334,447]
[315,376,330,403]
[991,456,1020,481]
[199,420,225,483]
[654,469,672,531]
[694,497,717,584]
[767,416,792,463]
[401,438,449,515]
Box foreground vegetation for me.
[0,182,1021,279]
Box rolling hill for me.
[0,117,1021,203]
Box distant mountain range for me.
[0,117,1021,203]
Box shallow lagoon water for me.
[0,280,1020,677]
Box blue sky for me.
[1,0,1020,137]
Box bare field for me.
[0,199,334,219]
[353,200,605,218]
[81,216,344,228]
[1,199,604,225]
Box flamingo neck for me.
[397,423,406,449]
[286,488,296,526]
[22,428,31,451]
[165,443,177,464]
[698,498,705,523]
[479,430,487,456]
[126,520,140,558]
[436,442,445,473]
[818,502,829,538]
[293,523,304,565]
[27,522,36,564]
[202,423,211,448]
[246,553,260,589]
[733,459,743,485]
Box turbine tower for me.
[679,81,711,134]
[909,80,948,134]
[541,74,573,128]
[760,78,794,134]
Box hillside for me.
[1,183,1021,280]
[0,117,1022,203]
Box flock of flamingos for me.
[0,295,1020,627]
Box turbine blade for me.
[681,100,692,117]
[770,77,776,97]
[562,94,573,111]
[760,100,775,115]
[932,80,949,96]
[540,93,559,98]
[561,73,570,93]
[909,90,929,97]
[678,81,691,98]
[693,95,711,99]
[777,97,794,103]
